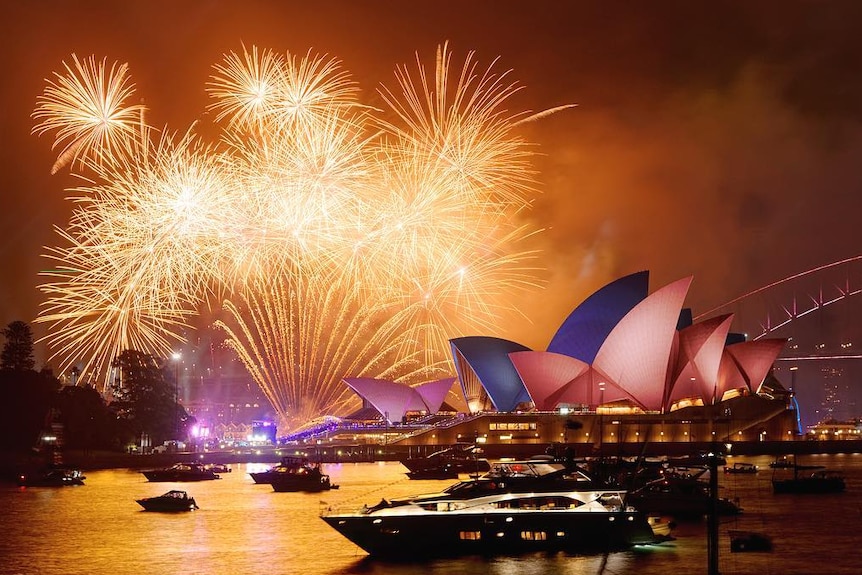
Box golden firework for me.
[33,45,558,429]
[32,54,146,175]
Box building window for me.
[489,422,537,431]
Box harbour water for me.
[1,453,861,575]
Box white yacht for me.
[321,458,671,557]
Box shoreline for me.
[3,438,861,479]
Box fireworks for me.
[32,54,146,175]
[32,44,554,429]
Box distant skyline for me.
[4,0,862,364]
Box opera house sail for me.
[335,271,795,453]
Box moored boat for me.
[321,458,672,557]
[255,455,330,484]
[18,467,86,487]
[271,461,338,492]
[626,470,742,518]
[400,443,490,480]
[724,462,758,474]
[141,462,220,482]
[249,456,310,484]
[136,490,198,512]
[772,467,845,494]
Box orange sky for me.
[4,0,862,356]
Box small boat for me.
[626,470,742,518]
[400,443,491,480]
[136,490,199,512]
[772,467,845,494]
[724,462,758,474]
[271,461,338,492]
[141,462,221,482]
[18,467,86,487]
[406,465,459,480]
[769,456,796,469]
[203,463,231,474]
[250,456,315,485]
[729,530,772,552]
[321,458,672,558]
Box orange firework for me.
[32,54,146,174]
[33,45,562,429]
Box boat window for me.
[494,496,580,510]
[459,531,481,540]
[521,531,547,541]
[444,480,497,494]
[597,493,623,508]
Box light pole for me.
[172,352,181,439]
[598,382,605,463]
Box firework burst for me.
[32,54,147,175]
[33,45,560,429]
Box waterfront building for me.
[315,271,798,454]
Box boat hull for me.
[142,471,219,482]
[405,468,459,480]
[18,469,86,487]
[249,471,277,484]
[136,499,198,512]
[271,476,335,492]
[322,510,661,557]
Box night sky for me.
[3,0,862,365]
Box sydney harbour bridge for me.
[696,255,862,428]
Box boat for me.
[270,460,338,492]
[400,443,491,480]
[772,467,846,494]
[769,455,796,469]
[18,467,86,487]
[141,462,221,482]
[136,490,199,512]
[320,457,672,557]
[203,463,231,474]
[405,465,459,480]
[724,462,758,474]
[250,456,316,484]
[626,468,742,518]
[729,529,772,552]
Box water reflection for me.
[2,456,861,574]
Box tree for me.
[110,350,186,446]
[54,385,118,451]
[0,368,60,452]
[1,320,36,371]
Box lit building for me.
[325,271,798,452]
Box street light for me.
[598,382,606,461]
[172,352,181,439]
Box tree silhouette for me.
[110,350,186,446]
[1,320,36,371]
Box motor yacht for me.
[321,458,671,557]
[136,490,198,512]
[18,467,86,487]
[141,462,220,482]
[400,443,491,480]
[772,467,845,494]
[270,461,338,492]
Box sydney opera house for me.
[315,271,799,456]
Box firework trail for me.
[32,43,559,429]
